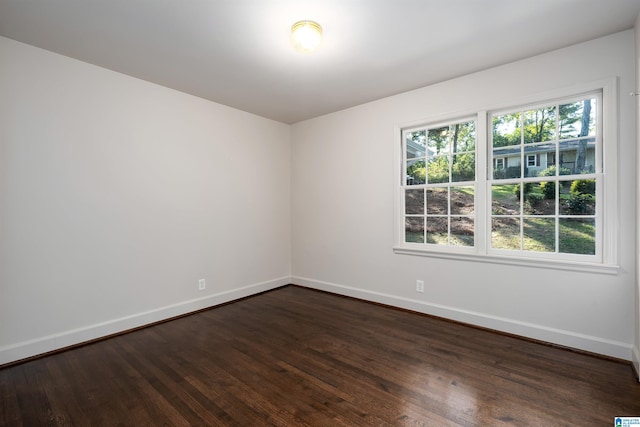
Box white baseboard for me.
[292,276,633,361]
[0,276,290,365]
[633,346,640,382]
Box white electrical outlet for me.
[416,280,425,293]
[198,279,206,291]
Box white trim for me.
[633,346,640,382]
[393,246,619,275]
[0,276,290,365]
[292,276,632,360]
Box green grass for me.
[491,217,595,254]
[559,219,595,255]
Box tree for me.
[523,107,555,144]
[492,113,521,147]
[575,99,591,172]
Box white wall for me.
[291,30,637,360]
[0,36,291,364]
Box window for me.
[491,94,599,256]
[396,80,617,271]
[403,119,476,247]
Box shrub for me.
[539,165,571,177]
[452,154,475,182]
[539,181,555,199]
[527,192,544,206]
[514,182,533,199]
[406,161,426,184]
[570,179,595,196]
[567,193,594,214]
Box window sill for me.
[392,246,619,275]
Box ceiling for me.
[1,0,639,124]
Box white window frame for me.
[495,157,505,170]
[393,78,619,274]
[526,154,538,167]
[401,118,477,249]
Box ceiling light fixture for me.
[290,20,322,53]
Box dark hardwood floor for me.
[1,285,639,426]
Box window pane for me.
[492,217,520,250]
[426,188,448,214]
[451,217,474,247]
[559,98,596,139]
[451,186,474,215]
[406,130,426,158]
[558,137,596,174]
[523,106,556,144]
[560,179,596,215]
[453,121,476,152]
[401,118,478,250]
[426,217,448,244]
[428,126,450,156]
[523,218,555,252]
[406,159,425,185]
[493,113,521,147]
[452,153,475,182]
[405,217,424,243]
[559,218,595,255]
[405,189,424,214]
[525,142,555,177]
[427,156,449,183]
[492,184,520,215]
[493,147,521,179]
[523,184,555,215]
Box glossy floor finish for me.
[1,285,639,426]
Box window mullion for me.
[476,111,488,252]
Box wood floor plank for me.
[1,285,639,426]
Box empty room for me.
[1,0,640,425]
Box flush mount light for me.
[290,20,322,53]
